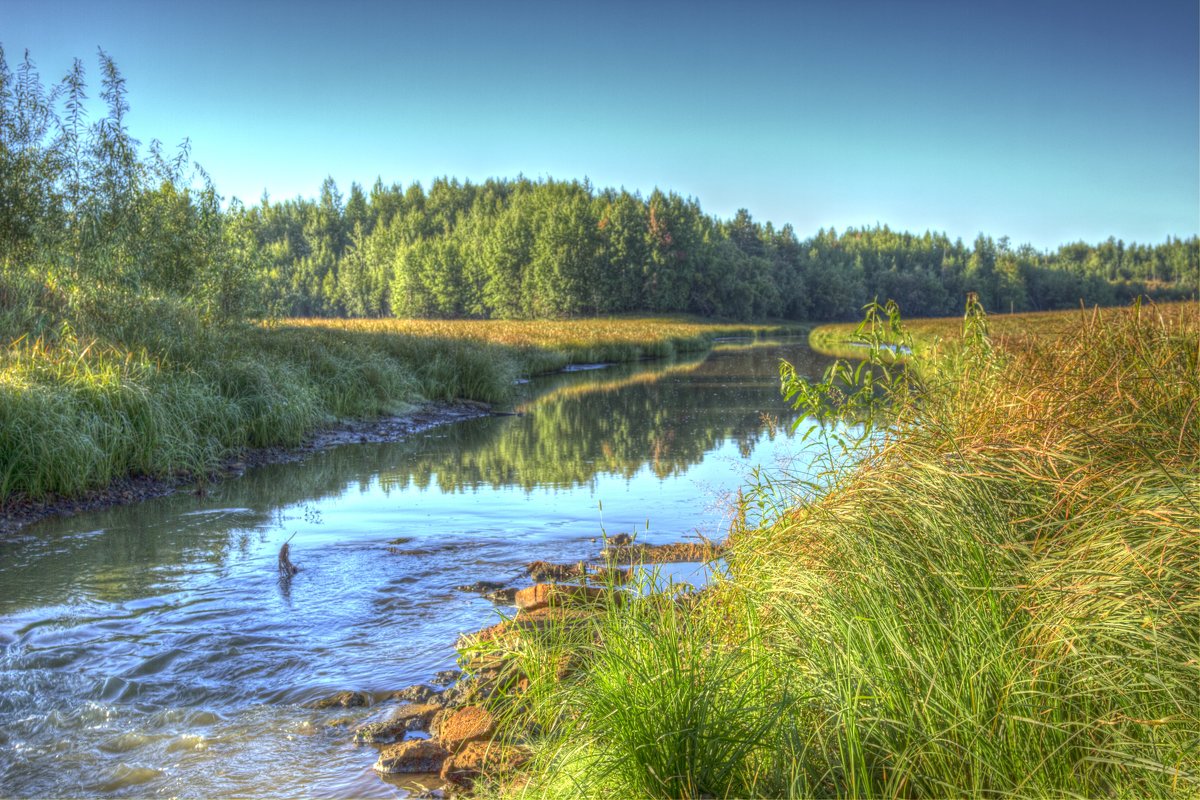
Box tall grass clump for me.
[489,300,1198,798]
[471,570,801,799]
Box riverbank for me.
[0,400,490,537]
[0,297,796,532]
[445,300,1199,798]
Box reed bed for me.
[484,301,1199,799]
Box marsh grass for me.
[483,300,1199,798]
[0,290,792,504]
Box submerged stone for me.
[353,720,408,745]
[454,580,507,594]
[310,690,371,709]
[525,560,586,582]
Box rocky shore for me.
[343,536,725,796]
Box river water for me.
[0,339,834,798]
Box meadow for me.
[464,300,1200,799]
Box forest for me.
[2,47,1195,334]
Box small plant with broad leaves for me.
[780,299,923,456]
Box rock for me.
[437,705,497,752]
[353,720,407,745]
[514,583,612,612]
[392,685,438,704]
[484,587,519,604]
[388,702,443,732]
[431,670,460,687]
[310,690,370,709]
[587,566,632,585]
[463,606,597,647]
[428,706,454,739]
[525,560,586,582]
[439,679,471,708]
[410,789,448,800]
[607,532,633,546]
[605,541,723,563]
[454,580,507,594]
[440,741,531,787]
[373,739,451,774]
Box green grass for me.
[469,301,1200,799]
[0,276,797,505]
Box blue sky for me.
[5,0,1197,249]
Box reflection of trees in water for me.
[376,340,833,492]
[1,342,832,610]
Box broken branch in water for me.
[279,533,299,578]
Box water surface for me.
[0,339,834,797]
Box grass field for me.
[467,300,1200,799]
[808,300,1198,358]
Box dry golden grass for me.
[809,300,1199,359]
[280,316,797,355]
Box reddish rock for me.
[440,741,531,786]
[373,739,450,774]
[437,705,497,752]
[513,583,611,612]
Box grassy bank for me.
[464,301,1199,798]
[0,285,794,506]
[807,301,1197,358]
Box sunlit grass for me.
[477,301,1200,798]
[809,300,1198,359]
[283,317,801,374]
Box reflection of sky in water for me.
[0,339,839,799]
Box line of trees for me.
[2,47,1196,330]
[242,177,1196,321]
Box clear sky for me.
[5,0,1197,249]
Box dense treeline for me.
[245,177,1196,321]
[2,47,1196,331]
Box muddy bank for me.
[0,400,491,538]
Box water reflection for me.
[0,339,834,798]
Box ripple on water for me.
[98,731,155,754]
[93,763,164,793]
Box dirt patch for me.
[0,400,491,538]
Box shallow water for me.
[0,339,835,797]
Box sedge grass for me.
[481,300,1199,799]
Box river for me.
[0,338,835,798]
